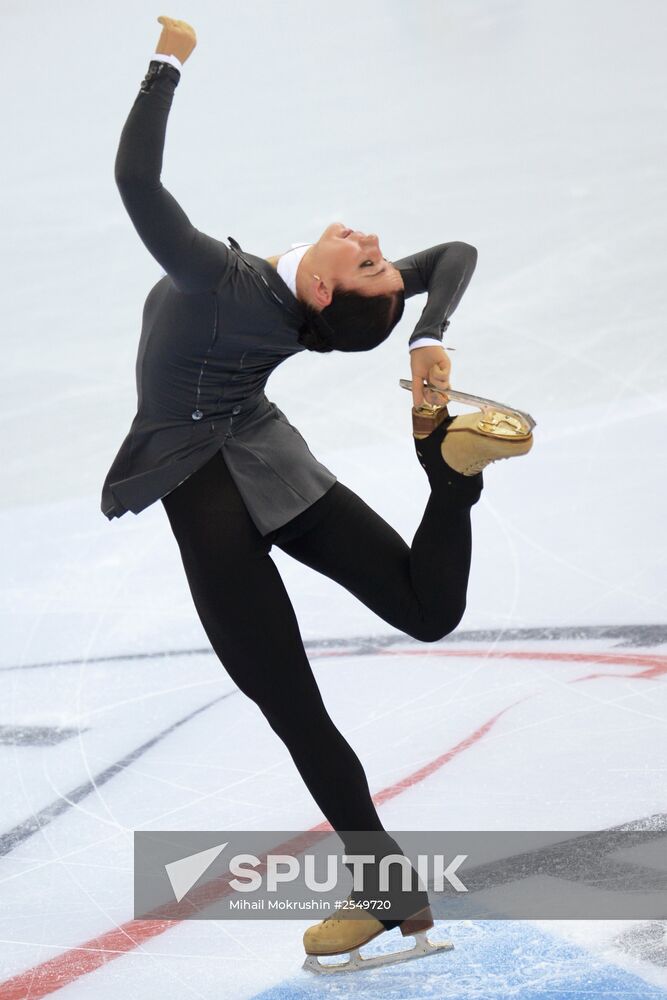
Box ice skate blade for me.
[399,378,536,435]
[302,930,453,975]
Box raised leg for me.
[272,459,482,643]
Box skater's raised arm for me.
[114,17,232,294]
[393,242,478,348]
[392,241,477,406]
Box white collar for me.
[277,243,312,297]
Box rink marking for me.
[1,648,663,859]
[0,702,517,999]
[2,621,665,672]
[0,646,664,998]
[251,922,667,1000]
[375,647,667,681]
[0,691,236,858]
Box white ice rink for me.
[1,0,666,997]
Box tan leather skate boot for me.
[303,901,388,957]
[404,379,535,485]
[442,410,533,475]
[303,899,445,973]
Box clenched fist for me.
[156,15,197,63]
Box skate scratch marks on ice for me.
[0,703,516,1000]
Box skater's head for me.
[296,222,405,353]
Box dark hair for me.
[298,287,405,353]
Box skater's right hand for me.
[155,15,197,63]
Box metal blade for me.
[303,930,454,974]
[399,378,536,432]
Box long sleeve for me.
[114,61,232,294]
[392,241,478,349]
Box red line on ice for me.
[0,645,663,997]
[372,647,667,681]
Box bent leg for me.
[160,451,389,837]
[272,475,479,642]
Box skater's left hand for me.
[410,345,451,408]
[155,15,197,63]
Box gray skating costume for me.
[100,60,476,532]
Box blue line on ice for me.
[251,921,667,999]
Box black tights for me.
[161,443,481,920]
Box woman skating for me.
[101,17,533,973]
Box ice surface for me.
[1,0,666,997]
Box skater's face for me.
[315,222,404,296]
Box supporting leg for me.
[161,451,391,839]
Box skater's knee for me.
[257,690,327,738]
[411,624,454,643]
[410,602,466,643]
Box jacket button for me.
[191,409,203,420]
[232,405,241,415]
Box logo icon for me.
[165,842,228,902]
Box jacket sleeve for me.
[114,61,232,294]
[392,242,478,348]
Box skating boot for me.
[400,378,535,476]
[302,899,452,974]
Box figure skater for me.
[101,16,533,973]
